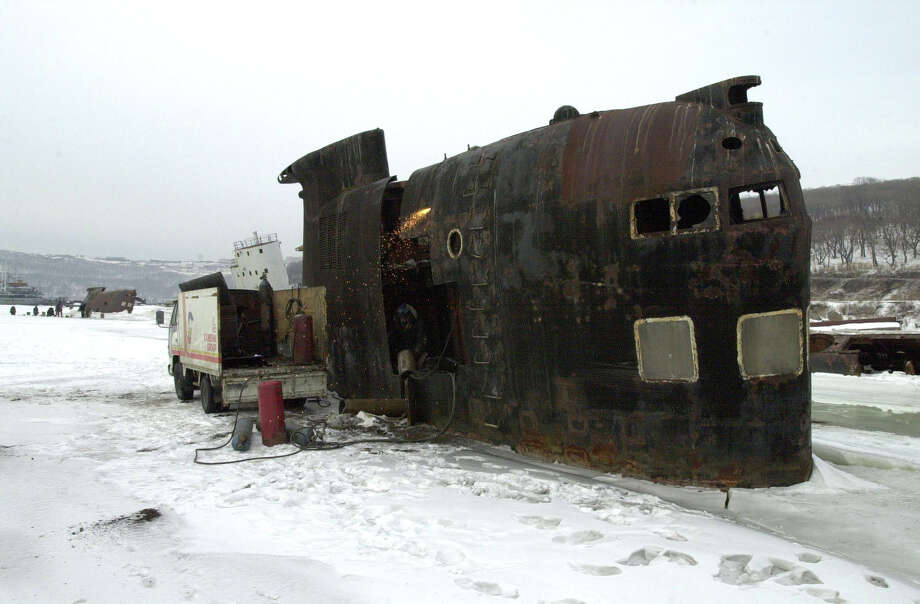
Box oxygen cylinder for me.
[292,314,314,364]
[258,272,275,356]
[231,417,255,451]
[397,349,416,374]
[258,380,287,446]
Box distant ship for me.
[228,231,291,290]
[0,266,46,305]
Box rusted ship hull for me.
[81,287,137,316]
[280,76,812,487]
[810,330,920,375]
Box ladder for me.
[465,153,504,426]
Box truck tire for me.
[173,360,194,401]
[200,374,222,414]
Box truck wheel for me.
[200,374,222,414]
[173,361,194,401]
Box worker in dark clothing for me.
[390,303,428,374]
[9,306,15,315]
[55,301,63,317]
[33,305,39,316]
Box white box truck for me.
[168,273,327,413]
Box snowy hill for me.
[811,270,920,326]
[0,249,234,302]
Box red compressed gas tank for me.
[292,314,314,364]
[258,380,287,446]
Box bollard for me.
[257,380,287,446]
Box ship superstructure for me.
[228,232,291,290]
[0,266,46,305]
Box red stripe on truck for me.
[173,349,221,363]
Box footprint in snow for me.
[714,554,772,584]
[663,550,698,566]
[775,568,823,586]
[619,547,697,567]
[518,515,562,529]
[552,530,603,545]
[435,548,466,566]
[128,566,156,588]
[569,563,622,576]
[619,547,661,566]
[654,529,687,542]
[805,587,845,603]
[715,554,822,587]
[455,578,519,598]
[865,574,889,588]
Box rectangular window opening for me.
[632,188,719,238]
[730,182,786,224]
[676,190,717,232]
[634,316,699,382]
[633,198,670,236]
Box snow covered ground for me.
[1,305,918,602]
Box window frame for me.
[728,181,789,225]
[630,186,720,239]
[634,315,700,383]
[736,308,804,379]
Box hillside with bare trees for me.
[806,177,920,323]
[808,177,920,271]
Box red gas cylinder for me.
[292,314,314,364]
[258,380,287,446]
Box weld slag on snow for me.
[71,508,162,536]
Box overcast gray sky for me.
[1,0,917,260]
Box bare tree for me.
[880,221,902,268]
[896,199,920,260]
[807,177,920,272]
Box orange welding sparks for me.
[398,207,431,235]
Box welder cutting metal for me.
[390,303,428,374]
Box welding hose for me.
[193,377,306,465]
[193,368,458,464]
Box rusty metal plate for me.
[82,287,137,315]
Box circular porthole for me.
[447,228,463,259]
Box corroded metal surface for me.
[810,351,863,376]
[82,287,136,315]
[809,330,920,375]
[280,131,399,399]
[280,76,812,487]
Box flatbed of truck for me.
[221,361,327,407]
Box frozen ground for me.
[1,306,918,602]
